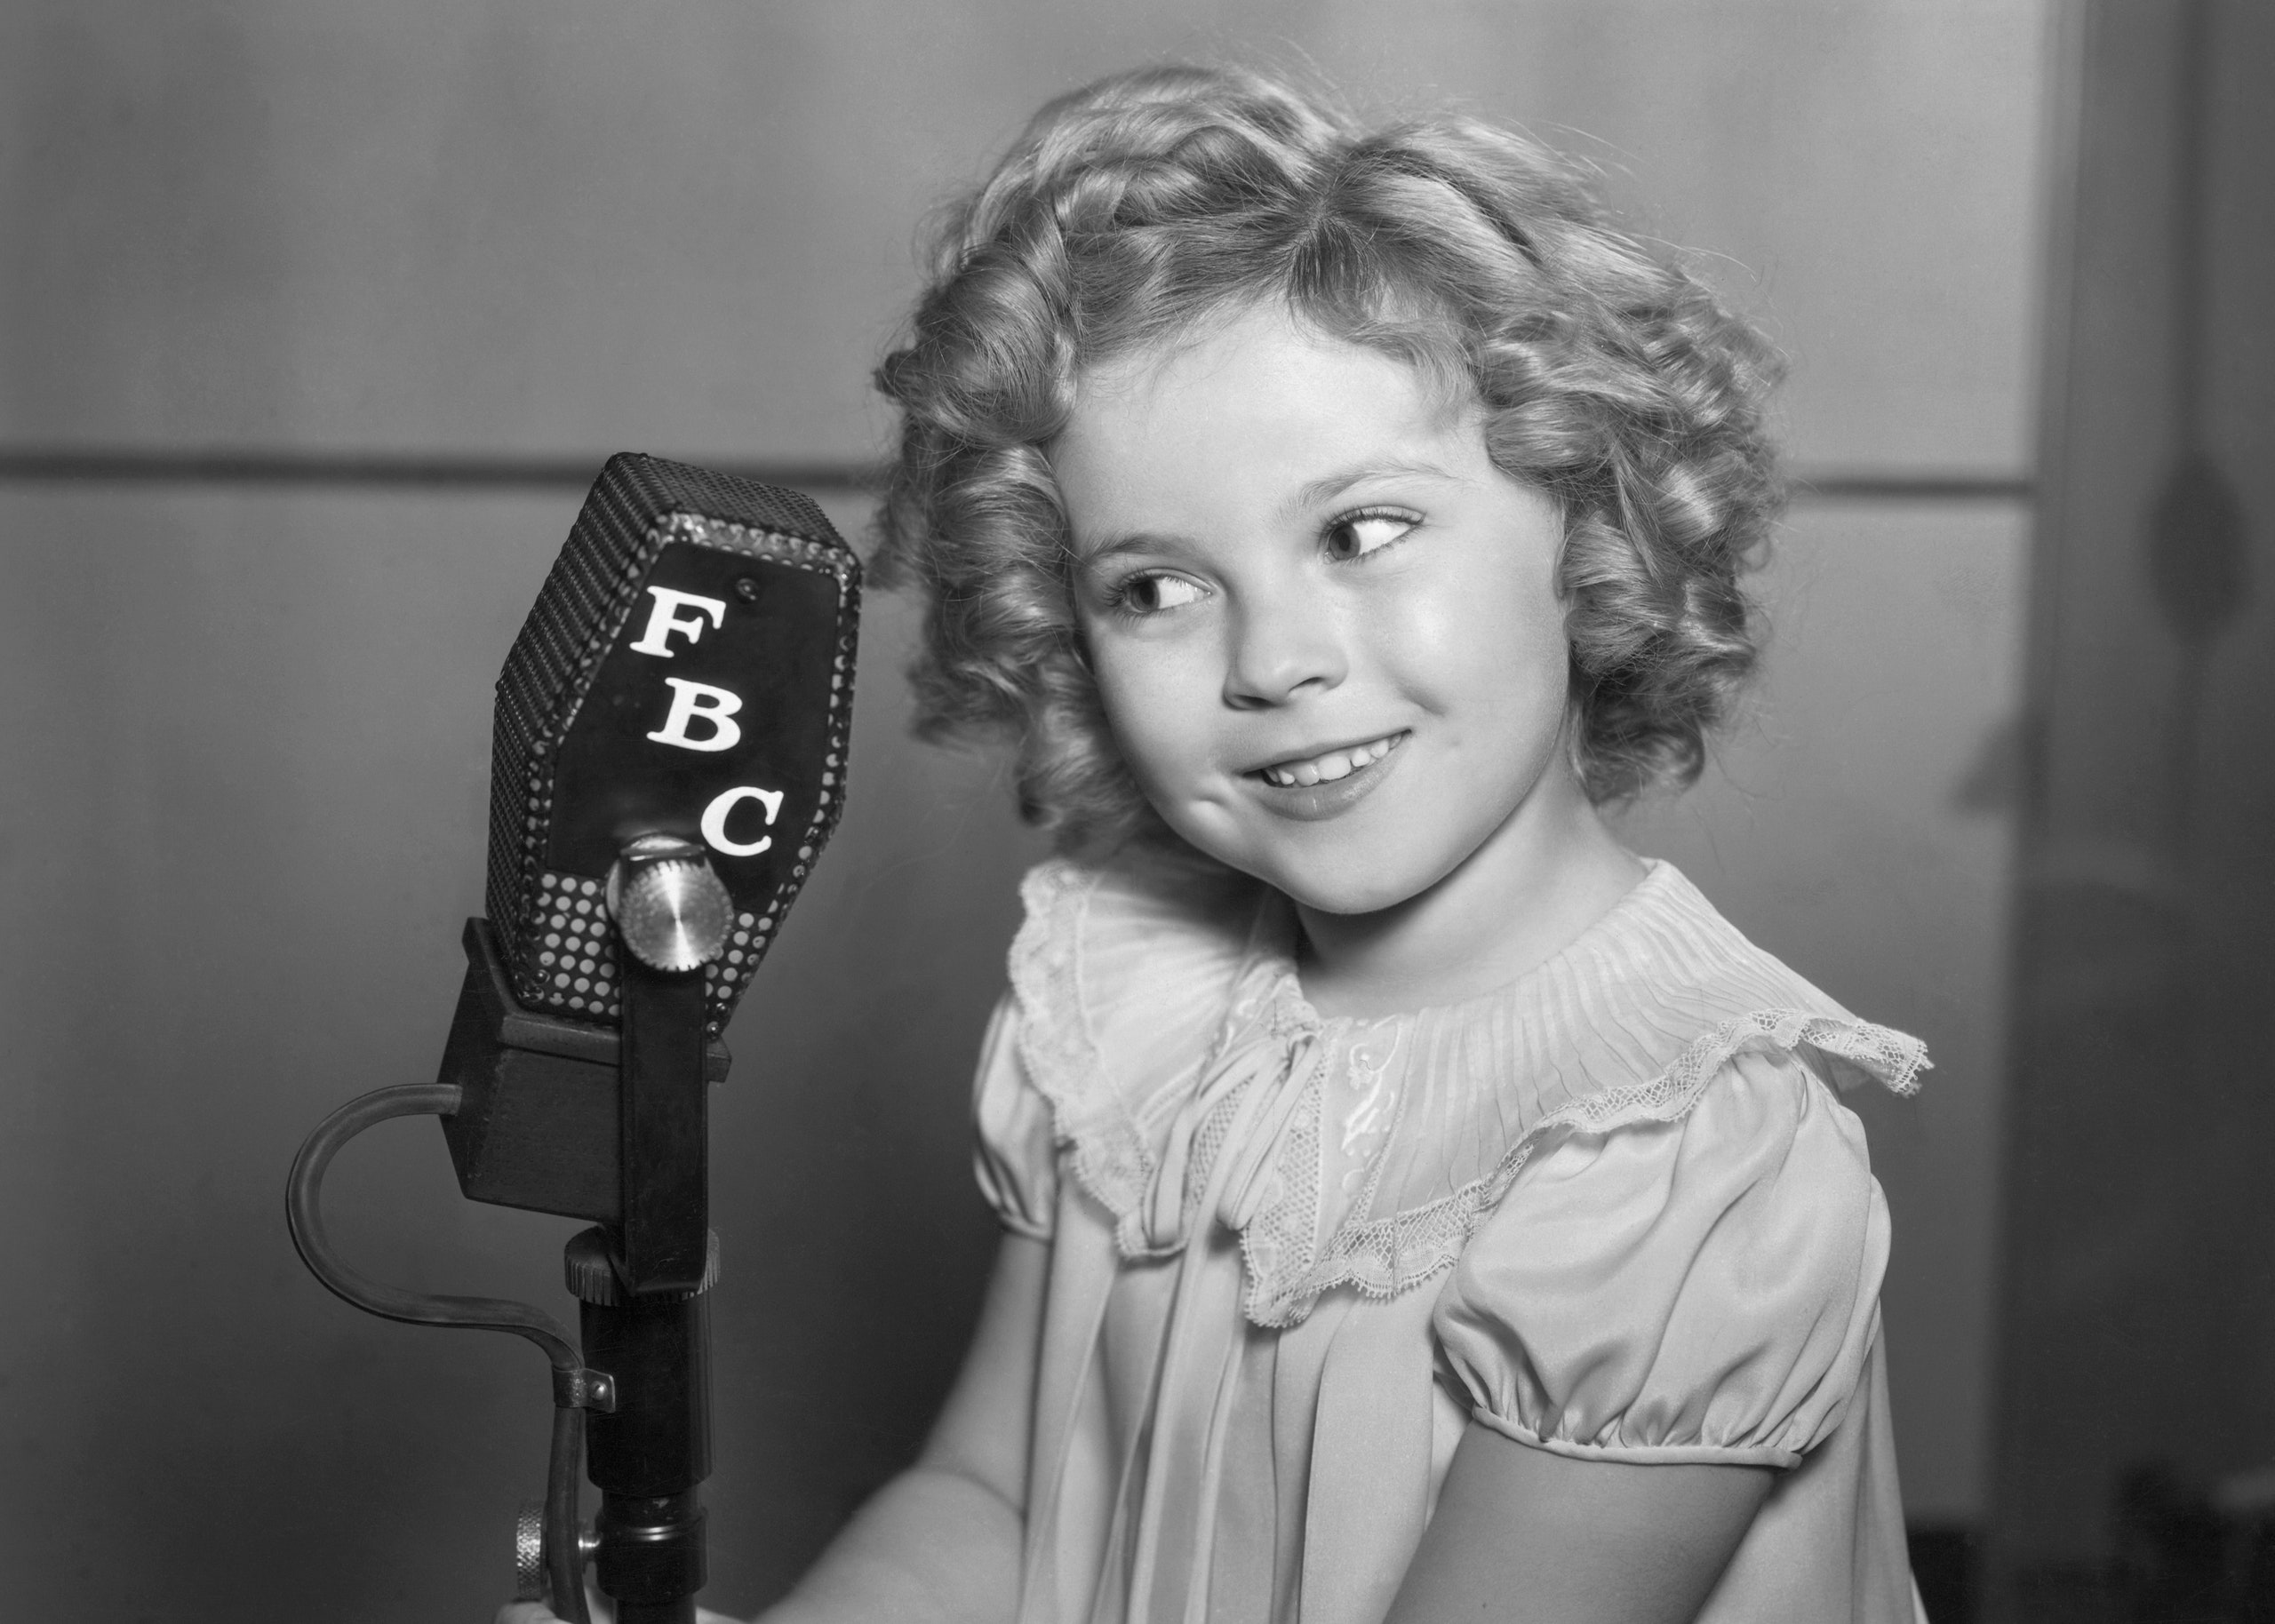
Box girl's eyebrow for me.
[1074,529,1193,568]
[1286,458,1465,514]
[1072,460,1465,566]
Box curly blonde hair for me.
[873,64,1784,851]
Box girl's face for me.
[1053,306,1587,917]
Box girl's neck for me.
[1291,776,1644,1022]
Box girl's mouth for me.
[1253,731,1407,787]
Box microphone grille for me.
[485,453,860,1035]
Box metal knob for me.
[607,835,732,972]
[514,1501,547,1601]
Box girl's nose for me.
[1222,596,1348,708]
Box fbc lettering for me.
[627,585,785,859]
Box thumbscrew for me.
[606,834,732,972]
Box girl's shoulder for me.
[1425,868,1926,1470]
[1512,856,1931,1102]
[1006,841,1268,1104]
[1267,857,1927,1319]
[985,843,1269,1238]
[1347,854,1929,1206]
[1013,840,1265,979]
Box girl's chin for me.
[1271,870,1435,919]
[1163,807,1461,917]
[1214,843,1449,919]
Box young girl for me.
[519,61,1929,1624]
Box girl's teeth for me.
[1262,734,1399,787]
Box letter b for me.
[647,678,743,752]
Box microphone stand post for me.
[569,835,732,1624]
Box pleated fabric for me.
[971,848,1930,1624]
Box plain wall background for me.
[0,4,2048,1618]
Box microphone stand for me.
[286,453,858,1622]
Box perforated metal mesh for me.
[485,454,859,1033]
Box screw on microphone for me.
[608,835,736,975]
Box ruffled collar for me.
[1010,847,1927,1328]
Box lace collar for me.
[1009,847,1927,1327]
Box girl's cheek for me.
[1091,662,1179,780]
[1088,646,1142,728]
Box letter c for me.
[701,785,784,857]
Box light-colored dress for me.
[973,848,1930,1624]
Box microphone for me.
[442,455,859,1290]
[488,454,858,1037]
[289,453,858,1624]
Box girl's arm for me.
[754,1230,1047,1624]
[1384,1424,1773,1624]
[498,1232,1042,1624]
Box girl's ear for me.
[1557,681,1596,798]
[1545,492,1581,600]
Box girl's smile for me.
[1244,729,1409,821]
[1052,305,1640,996]
[1253,728,1404,788]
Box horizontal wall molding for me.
[0,446,2033,504]
[1791,470,2034,503]
[0,448,880,494]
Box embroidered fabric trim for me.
[1239,1007,1920,1327]
[1008,860,1164,1254]
[1006,856,1930,1329]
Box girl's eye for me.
[1324,510,1418,562]
[1116,571,1207,615]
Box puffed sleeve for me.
[971,991,1058,1238]
[1431,1047,1888,1468]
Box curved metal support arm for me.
[287,1082,584,1368]
[286,1081,597,1624]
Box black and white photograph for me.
[1,4,2268,1621]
